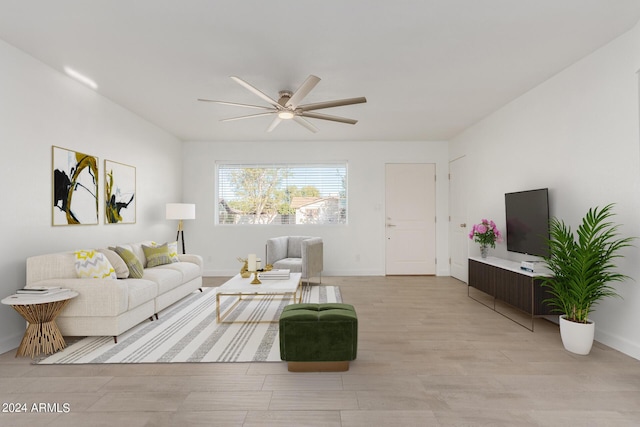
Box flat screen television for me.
[505,188,550,257]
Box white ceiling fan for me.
[198,75,366,133]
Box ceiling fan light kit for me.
[198,75,366,133]
[278,111,295,120]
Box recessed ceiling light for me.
[64,67,98,90]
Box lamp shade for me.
[166,203,196,220]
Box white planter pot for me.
[559,315,595,355]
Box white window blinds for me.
[217,163,347,225]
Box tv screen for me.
[505,188,550,257]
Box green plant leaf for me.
[541,204,634,323]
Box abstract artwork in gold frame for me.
[104,159,136,224]
[52,146,99,226]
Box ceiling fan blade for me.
[299,111,358,125]
[197,99,274,111]
[293,116,319,133]
[285,75,321,109]
[267,116,282,132]
[220,112,275,122]
[298,97,367,112]
[230,76,282,109]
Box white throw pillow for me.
[166,241,180,263]
[97,248,130,279]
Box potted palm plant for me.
[541,204,634,355]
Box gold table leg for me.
[11,299,72,358]
[215,276,303,324]
[216,291,300,324]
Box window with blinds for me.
[217,163,347,225]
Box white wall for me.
[0,39,184,354]
[182,140,450,277]
[450,23,640,360]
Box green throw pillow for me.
[143,243,172,268]
[113,246,144,278]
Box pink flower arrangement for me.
[469,219,503,248]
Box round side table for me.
[1,290,78,358]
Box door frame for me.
[449,155,469,282]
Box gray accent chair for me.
[266,236,323,285]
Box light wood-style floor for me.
[1,275,639,426]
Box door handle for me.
[387,224,396,227]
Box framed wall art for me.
[104,159,136,224]
[52,146,99,226]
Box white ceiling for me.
[2,1,640,142]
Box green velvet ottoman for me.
[279,303,357,372]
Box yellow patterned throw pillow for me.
[167,241,180,263]
[143,243,172,268]
[74,250,117,279]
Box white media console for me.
[468,256,555,331]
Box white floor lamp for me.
[166,203,196,254]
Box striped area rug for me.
[37,285,341,364]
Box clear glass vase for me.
[480,245,489,258]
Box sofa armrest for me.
[177,254,203,275]
[266,237,289,265]
[178,254,203,266]
[26,252,77,285]
[26,278,133,316]
[302,238,323,279]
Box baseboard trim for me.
[0,331,23,356]
[595,329,640,361]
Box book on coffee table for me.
[258,269,290,279]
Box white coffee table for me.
[216,272,302,323]
[2,289,78,358]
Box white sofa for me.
[25,241,203,342]
[266,236,323,284]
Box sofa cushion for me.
[74,250,117,279]
[142,268,183,294]
[126,280,159,310]
[143,243,172,268]
[113,246,144,279]
[154,261,201,283]
[98,248,129,279]
[273,258,302,273]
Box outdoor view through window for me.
[217,163,347,225]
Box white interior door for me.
[449,156,469,282]
[385,163,436,275]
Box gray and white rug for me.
[37,285,342,364]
